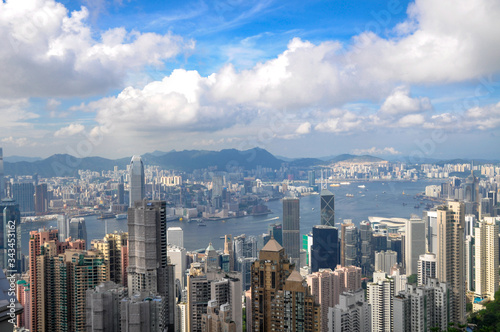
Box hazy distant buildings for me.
[129,155,145,207]
[34,183,48,214]
[283,197,300,267]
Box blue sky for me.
[1,0,500,160]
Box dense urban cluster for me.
[1,149,500,332]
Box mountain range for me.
[3,148,386,177]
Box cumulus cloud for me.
[54,123,85,137]
[1,137,39,147]
[0,0,192,98]
[352,147,401,155]
[295,122,311,135]
[379,86,432,116]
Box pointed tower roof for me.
[206,242,215,252]
[261,238,283,252]
[286,270,304,282]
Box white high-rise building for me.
[405,216,426,275]
[367,273,394,332]
[168,244,187,288]
[327,289,371,332]
[374,251,397,275]
[393,279,449,332]
[167,226,184,248]
[417,253,437,286]
[474,217,499,301]
[129,155,145,207]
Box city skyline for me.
[1,0,500,159]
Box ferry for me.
[346,194,354,197]
[358,185,366,188]
[340,182,351,185]
[330,183,341,187]
[115,213,127,220]
[98,212,115,220]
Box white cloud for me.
[1,136,39,147]
[295,122,311,135]
[0,0,192,98]
[352,147,401,155]
[54,123,85,137]
[379,86,432,116]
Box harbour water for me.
[20,180,442,255]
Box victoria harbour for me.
[20,180,441,254]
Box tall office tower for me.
[117,182,125,204]
[393,279,449,332]
[466,235,475,292]
[69,217,88,246]
[57,214,69,242]
[405,215,425,275]
[308,170,316,187]
[417,253,437,286]
[127,200,175,330]
[188,262,211,332]
[202,301,236,332]
[0,148,4,200]
[423,210,438,254]
[311,225,340,272]
[91,232,129,285]
[204,243,219,273]
[465,214,476,237]
[343,225,360,267]
[320,189,335,227]
[374,250,397,275]
[129,155,145,207]
[233,234,258,263]
[359,221,373,275]
[224,234,234,271]
[474,217,499,301]
[327,289,371,332]
[340,220,354,266]
[168,244,187,289]
[237,257,255,291]
[12,182,35,215]
[34,183,48,214]
[436,201,466,325]
[250,238,294,331]
[121,293,167,331]
[282,197,300,267]
[367,273,394,332]
[269,223,283,246]
[209,275,243,331]
[388,235,403,264]
[85,281,126,331]
[0,199,22,272]
[167,226,184,248]
[372,234,387,253]
[269,270,321,332]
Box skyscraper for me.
[0,199,22,272]
[12,182,35,215]
[34,183,48,214]
[359,221,373,275]
[367,273,394,332]
[340,219,354,266]
[310,225,340,272]
[282,197,300,267]
[167,226,184,248]
[374,250,397,275]
[127,200,174,330]
[129,155,145,207]
[250,238,293,331]
[328,289,371,332]
[436,201,466,325]
[69,217,87,247]
[417,252,437,287]
[320,189,335,227]
[474,217,499,301]
[404,215,425,275]
[0,148,4,200]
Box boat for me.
[340,182,351,185]
[115,213,127,220]
[402,191,405,195]
[98,212,115,220]
[330,183,340,187]
[346,194,354,197]
[198,222,207,227]
[312,208,315,211]
[358,185,366,188]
